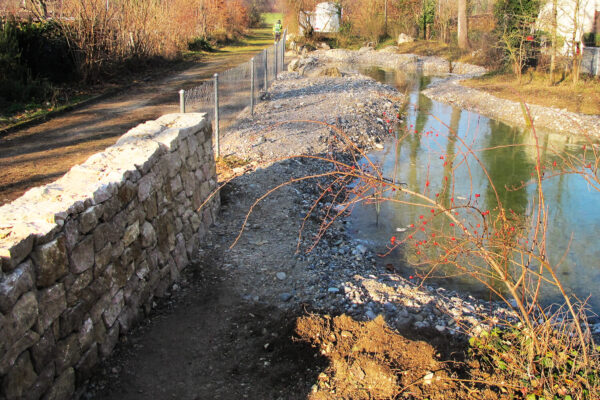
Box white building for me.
[538,0,599,52]
[299,2,341,35]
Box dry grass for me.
[463,71,600,115]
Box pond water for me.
[350,67,600,312]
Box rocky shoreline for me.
[301,47,600,137]
[423,75,600,137]
[215,69,518,338]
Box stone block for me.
[31,236,68,288]
[65,269,94,306]
[0,260,34,313]
[166,152,182,178]
[137,173,155,203]
[102,195,120,221]
[118,304,141,334]
[25,362,55,400]
[43,366,75,400]
[122,221,140,247]
[187,134,199,156]
[173,233,189,271]
[36,283,66,334]
[182,170,196,197]
[126,201,143,225]
[117,180,136,207]
[63,219,80,250]
[93,182,116,204]
[99,324,119,359]
[55,333,80,373]
[9,292,38,340]
[170,175,183,196]
[70,235,94,274]
[186,152,199,171]
[140,222,156,249]
[2,351,37,400]
[89,293,111,325]
[0,330,39,375]
[79,206,101,234]
[94,243,112,276]
[0,231,34,273]
[156,212,175,254]
[182,223,193,242]
[178,137,190,162]
[102,290,124,328]
[59,300,90,338]
[120,243,141,268]
[75,343,98,383]
[143,193,158,220]
[78,317,94,351]
[93,223,111,251]
[31,329,55,373]
[111,241,124,261]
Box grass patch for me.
[262,12,283,27]
[463,70,600,115]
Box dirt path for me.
[0,34,272,206]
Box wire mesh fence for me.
[180,30,287,157]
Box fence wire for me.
[181,30,287,135]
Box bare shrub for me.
[215,111,600,397]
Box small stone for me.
[365,310,377,320]
[276,272,286,280]
[327,287,340,294]
[280,293,292,302]
[423,371,434,385]
[356,244,367,254]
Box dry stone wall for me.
[0,113,219,399]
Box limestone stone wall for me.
[0,113,219,399]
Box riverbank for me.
[306,47,600,137]
[82,70,522,399]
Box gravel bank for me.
[217,70,517,337]
[305,47,600,137]
[423,75,600,136]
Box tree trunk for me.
[549,0,558,83]
[458,0,469,49]
[572,0,581,85]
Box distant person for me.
[273,19,282,42]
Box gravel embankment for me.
[216,69,519,338]
[307,47,600,137]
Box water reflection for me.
[352,68,600,311]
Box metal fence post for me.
[214,73,220,158]
[179,89,186,113]
[264,49,268,90]
[250,57,255,116]
[274,43,278,80]
[282,30,286,70]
